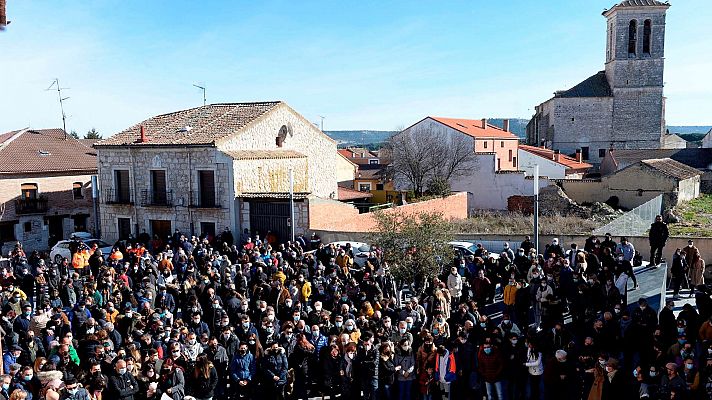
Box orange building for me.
[428,117,519,171]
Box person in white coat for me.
[447,267,463,308]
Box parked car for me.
[50,238,113,264]
[329,241,372,268]
[449,241,500,260]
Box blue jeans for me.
[486,381,504,400]
[397,380,412,400]
[526,375,544,400]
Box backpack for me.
[633,251,643,267]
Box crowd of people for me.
[0,215,711,400]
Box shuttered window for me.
[115,170,130,202]
[199,170,215,207]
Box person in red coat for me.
[478,340,504,400]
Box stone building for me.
[0,129,97,253]
[94,101,338,243]
[558,158,700,210]
[526,0,671,164]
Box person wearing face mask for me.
[447,267,463,308]
[534,278,553,329]
[60,377,89,400]
[156,358,184,400]
[188,313,210,338]
[230,342,256,399]
[478,341,504,400]
[261,341,289,400]
[393,338,415,400]
[355,332,379,400]
[107,360,138,400]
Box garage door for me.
[249,201,290,243]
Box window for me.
[581,147,590,161]
[198,170,216,207]
[150,220,172,240]
[200,222,216,238]
[500,141,504,148]
[628,20,637,55]
[276,125,288,147]
[643,19,652,54]
[513,157,517,168]
[150,170,167,205]
[368,159,379,165]
[376,183,384,190]
[508,149,513,162]
[608,22,614,60]
[483,141,488,149]
[24,222,32,233]
[599,149,607,158]
[358,183,372,192]
[497,159,501,170]
[72,214,88,232]
[21,183,38,200]
[114,170,130,203]
[117,218,132,240]
[73,182,84,200]
[0,222,16,241]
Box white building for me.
[95,101,338,243]
[518,145,592,179]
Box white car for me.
[449,241,500,260]
[329,241,372,268]
[50,238,114,264]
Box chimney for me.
[575,149,582,163]
[554,149,561,162]
[481,118,488,129]
[139,125,148,143]
[502,119,510,132]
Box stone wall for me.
[97,147,235,242]
[218,103,339,199]
[309,192,468,233]
[233,157,309,194]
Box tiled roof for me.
[615,0,668,7]
[641,158,701,180]
[429,117,518,139]
[519,145,593,170]
[338,187,373,201]
[224,149,306,160]
[0,128,97,174]
[96,102,281,146]
[555,71,613,98]
[239,192,310,200]
[610,149,712,170]
[356,165,386,180]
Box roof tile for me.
[430,117,518,139]
[0,128,97,174]
[640,158,701,180]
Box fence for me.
[593,195,662,237]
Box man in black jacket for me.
[649,215,669,266]
[108,359,138,400]
[356,331,379,400]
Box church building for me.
[526,1,670,164]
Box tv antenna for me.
[318,115,325,131]
[46,79,70,139]
[193,83,206,106]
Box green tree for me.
[69,130,79,139]
[371,210,453,286]
[85,128,102,139]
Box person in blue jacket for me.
[230,342,256,399]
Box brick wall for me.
[309,192,468,233]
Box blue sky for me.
[1,1,710,136]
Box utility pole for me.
[289,167,295,242]
[193,84,206,106]
[534,164,540,256]
[46,79,70,139]
[318,115,325,131]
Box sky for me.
[1,0,710,137]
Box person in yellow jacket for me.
[503,277,518,317]
[299,277,312,303]
[336,250,353,270]
[72,247,90,274]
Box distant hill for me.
[668,126,712,135]
[324,131,396,147]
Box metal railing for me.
[104,188,133,205]
[189,190,220,208]
[14,197,48,214]
[593,195,663,237]
[141,189,173,207]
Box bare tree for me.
[387,125,478,196]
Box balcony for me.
[104,188,133,205]
[141,189,173,207]
[15,197,49,215]
[189,190,220,208]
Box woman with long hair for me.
[186,355,218,400]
